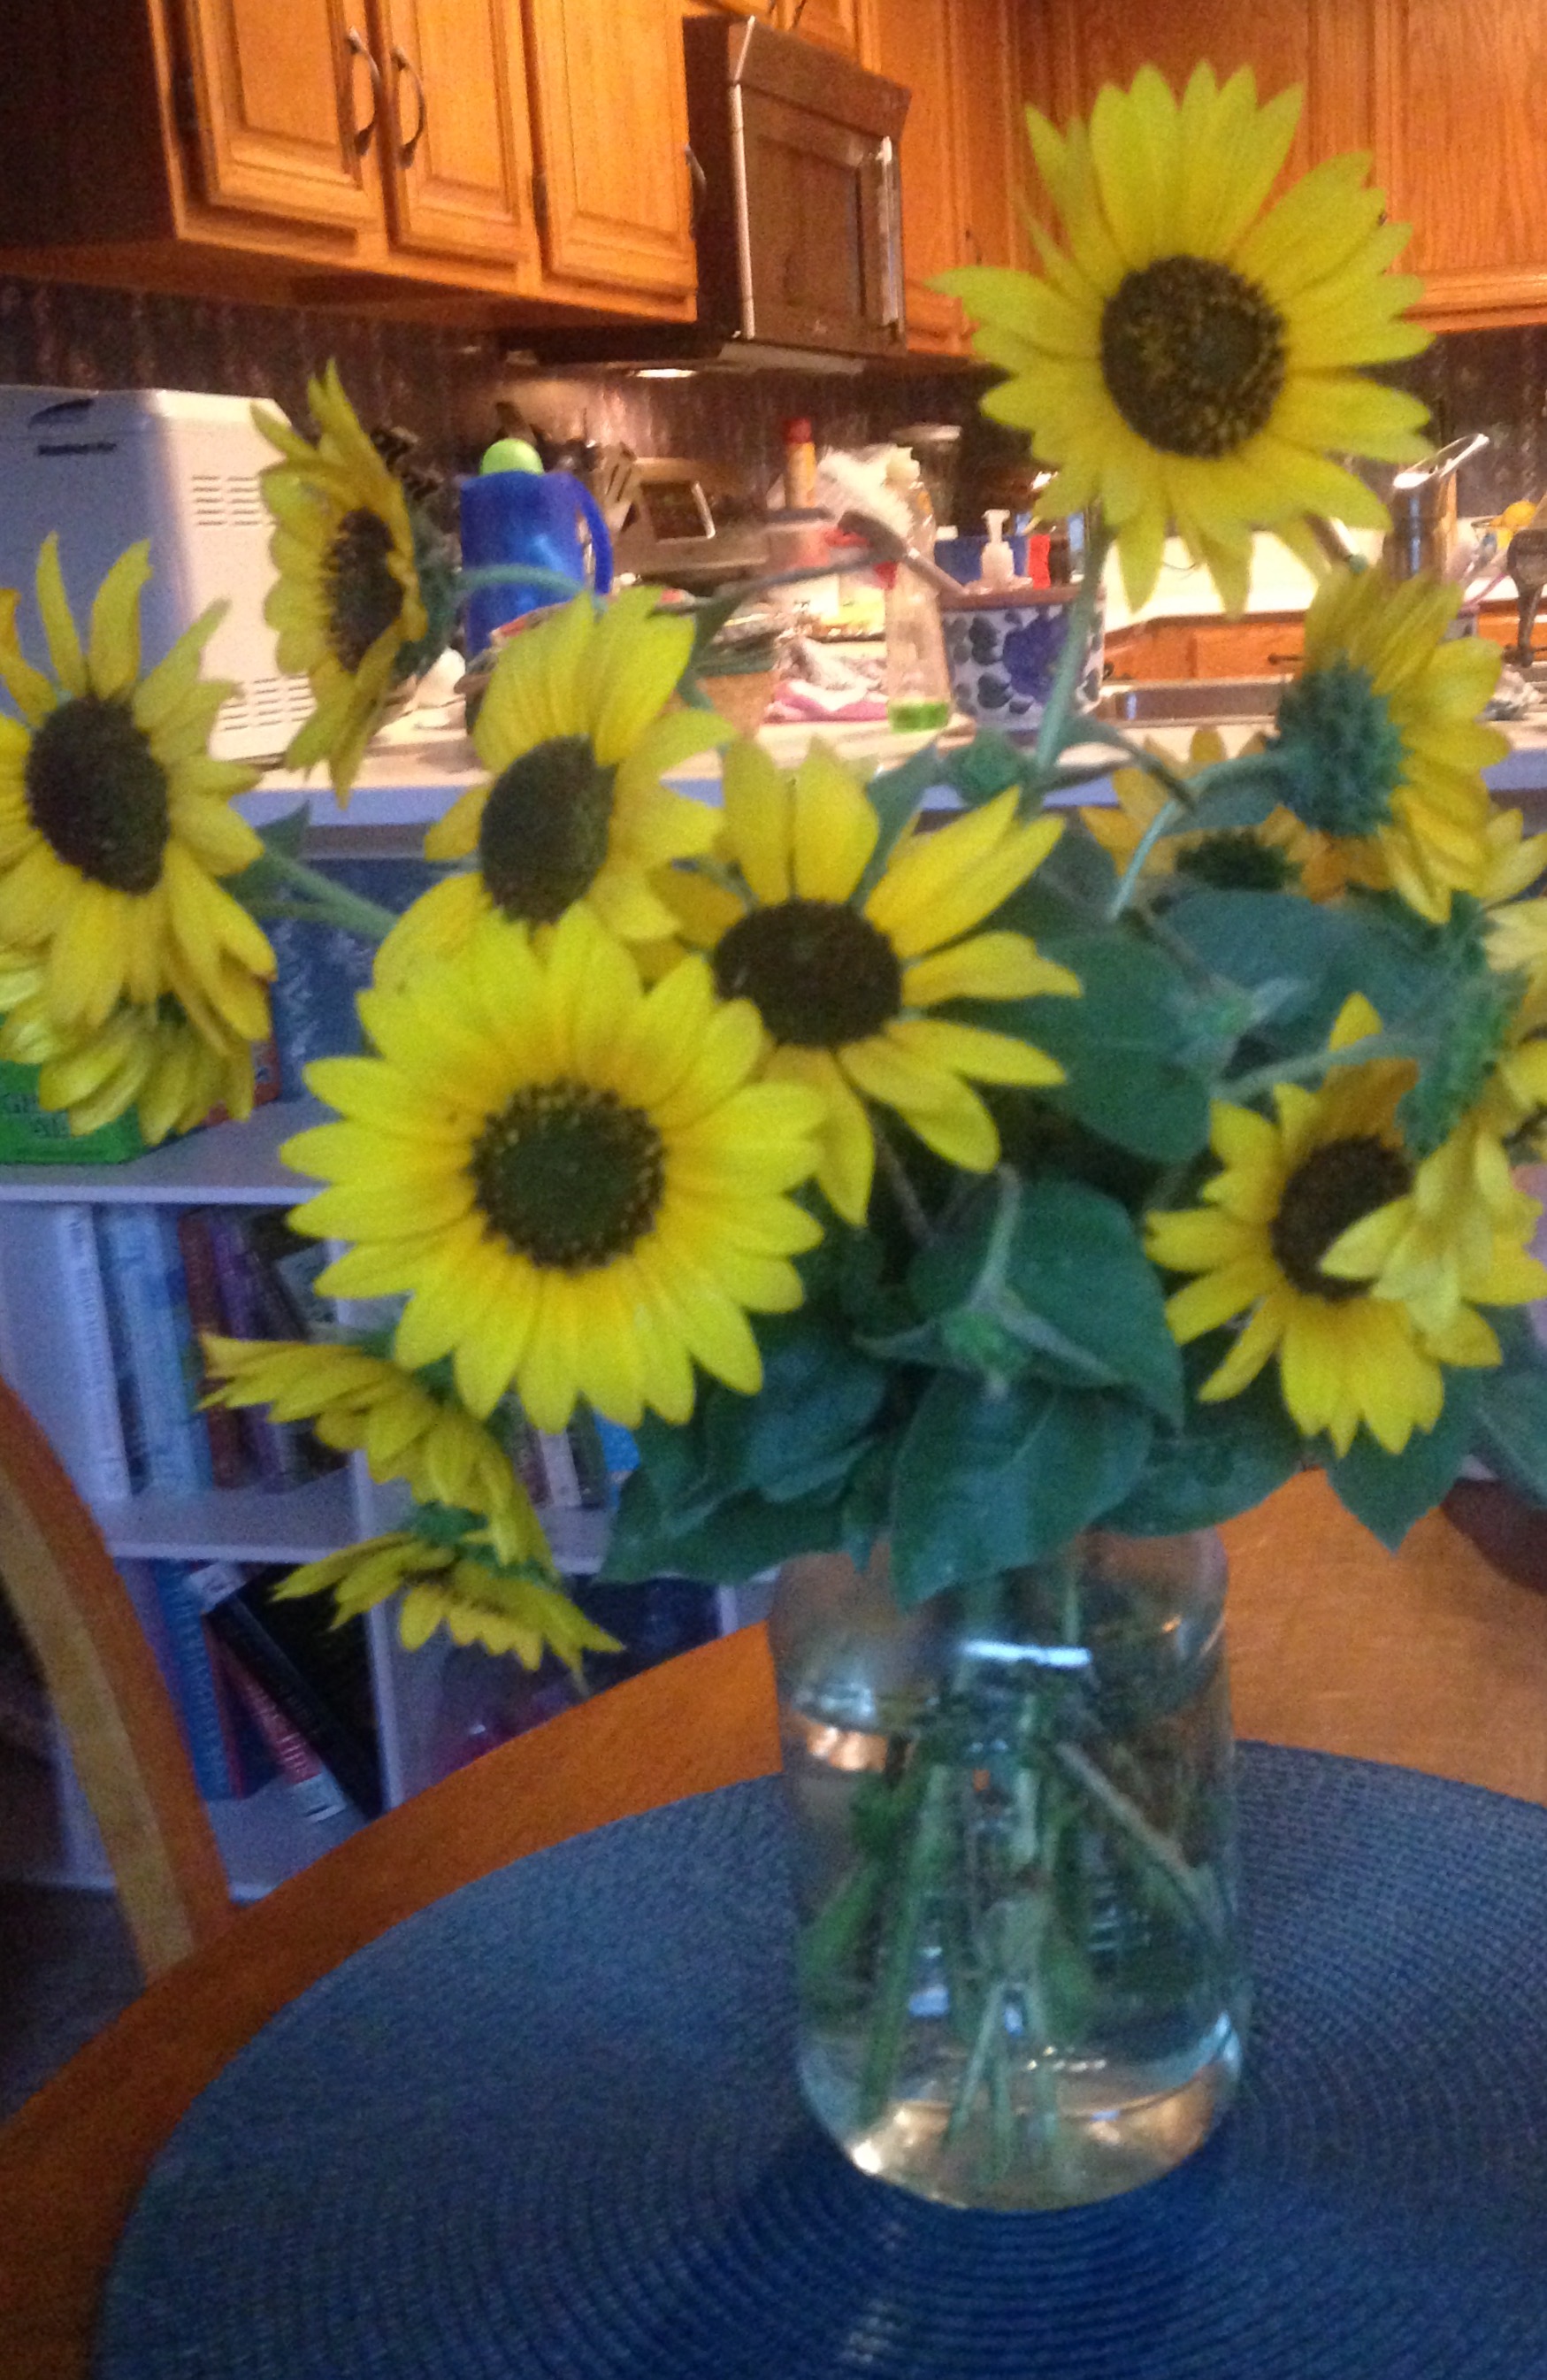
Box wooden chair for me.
[0,1623,785,2380]
[0,1371,231,1981]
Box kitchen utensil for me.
[457,468,613,654]
[1383,433,1490,580]
[1506,526,1547,664]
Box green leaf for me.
[985,818,1117,940]
[702,1309,887,1501]
[1167,888,1434,1056]
[600,1469,845,1585]
[937,730,1027,810]
[1105,1342,1303,1535]
[909,1174,1183,1420]
[1162,763,1282,836]
[889,1372,1153,1603]
[1474,1334,1547,1507]
[1325,1369,1482,1550]
[841,1438,900,1571]
[967,933,1214,1162]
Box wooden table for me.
[4,1470,1546,2380]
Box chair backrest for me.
[0,1372,230,1979]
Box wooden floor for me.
[1223,1471,1547,1808]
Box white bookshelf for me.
[0,1100,633,1903]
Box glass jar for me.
[771,1530,1247,2211]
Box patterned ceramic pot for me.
[942,586,1105,728]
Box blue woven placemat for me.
[97,1744,1547,2378]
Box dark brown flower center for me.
[1100,255,1287,458]
[712,899,902,1048]
[478,735,616,924]
[472,1079,663,1270]
[326,506,405,674]
[24,695,170,894]
[1270,1134,1411,1301]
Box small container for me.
[940,583,1105,728]
[979,509,1016,589]
[883,453,952,733]
[783,417,818,513]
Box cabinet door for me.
[1375,0,1547,319]
[953,0,1023,273]
[524,0,696,296]
[177,0,381,228]
[869,0,964,350]
[370,0,537,265]
[1030,0,1375,185]
[781,0,871,61]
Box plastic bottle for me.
[883,452,952,734]
[783,417,818,512]
[980,508,1016,588]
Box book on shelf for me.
[118,1559,267,1803]
[192,1562,383,1821]
[0,1202,133,1506]
[203,1210,338,1491]
[212,1639,348,1824]
[96,1207,212,1497]
[177,1210,248,1490]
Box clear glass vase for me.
[771,1530,1247,2211]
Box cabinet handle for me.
[685,142,708,228]
[878,135,903,331]
[1266,652,1301,668]
[345,29,381,158]
[390,45,427,168]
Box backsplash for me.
[2,273,1544,526]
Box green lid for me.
[479,436,544,476]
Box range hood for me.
[529,17,910,372]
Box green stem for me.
[1221,1032,1417,1103]
[857,1760,953,2127]
[1052,1739,1223,1940]
[1107,798,1186,918]
[257,849,399,945]
[875,1125,934,1248]
[455,563,587,606]
[1030,520,1112,795]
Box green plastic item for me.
[479,437,543,476]
[0,1061,149,1164]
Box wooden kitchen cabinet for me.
[953,0,1027,273]
[368,0,539,269]
[175,0,380,233]
[779,0,873,61]
[869,0,965,351]
[524,0,698,298]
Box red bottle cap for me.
[784,418,813,443]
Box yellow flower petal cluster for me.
[0,951,263,1144]
[1321,1110,1546,1337]
[1084,726,1330,893]
[275,1532,618,1670]
[200,1335,551,1570]
[657,741,1078,1225]
[284,902,824,1432]
[0,538,273,1042]
[941,65,1430,613]
[377,589,729,987]
[1145,995,1539,1455]
[256,364,429,803]
[1270,567,1505,922]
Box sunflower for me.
[375,590,731,987]
[274,1529,618,1670]
[1317,1094,1546,1337]
[655,741,1077,1225]
[1145,994,1525,1454]
[256,364,430,803]
[282,902,824,1431]
[1266,566,1506,923]
[0,538,274,1038]
[1084,726,1329,893]
[0,959,264,1145]
[200,1336,551,1569]
[939,65,1430,614]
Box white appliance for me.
[0,386,315,761]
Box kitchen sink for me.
[1095,677,1288,726]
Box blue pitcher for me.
[458,469,614,656]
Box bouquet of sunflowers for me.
[2,69,1547,1665]
[5,55,1547,2208]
